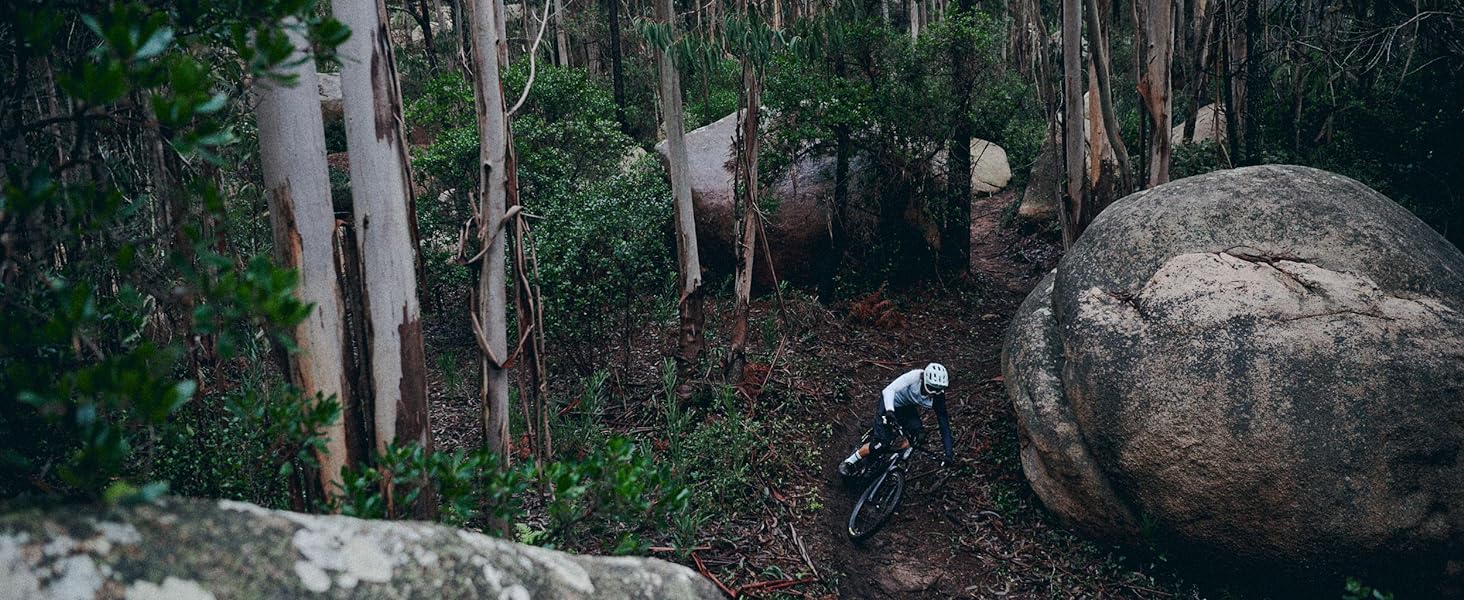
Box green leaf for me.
[135,27,174,60]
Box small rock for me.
[879,562,942,593]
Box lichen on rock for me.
[0,498,721,599]
[1003,165,1464,593]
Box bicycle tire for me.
[847,468,905,541]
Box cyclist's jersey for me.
[882,369,934,412]
[878,369,955,460]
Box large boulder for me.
[1172,103,1227,145]
[932,138,1014,195]
[0,497,719,599]
[318,72,343,123]
[655,111,838,286]
[1003,165,1464,591]
[1017,132,1060,223]
[969,139,1012,194]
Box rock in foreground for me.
[0,497,720,599]
[1003,165,1464,591]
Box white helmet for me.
[922,363,949,392]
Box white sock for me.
[844,449,861,464]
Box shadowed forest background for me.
[1,0,1461,597]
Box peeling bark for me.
[332,0,434,515]
[468,0,513,490]
[256,18,359,500]
[1135,0,1175,186]
[655,0,704,370]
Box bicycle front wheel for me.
[847,468,905,541]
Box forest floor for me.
[423,192,1205,599]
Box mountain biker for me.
[839,363,953,477]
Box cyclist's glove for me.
[878,412,895,428]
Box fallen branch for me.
[692,551,736,598]
[787,523,819,581]
[648,545,712,553]
[736,577,817,595]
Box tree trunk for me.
[467,0,513,484]
[656,0,704,370]
[1221,0,1239,165]
[332,0,434,516]
[507,148,550,463]
[555,0,571,67]
[256,18,360,502]
[417,0,439,69]
[910,0,920,38]
[1182,0,1216,143]
[1135,0,1174,186]
[453,0,472,73]
[727,64,761,381]
[945,0,975,272]
[1060,0,1085,248]
[1243,0,1261,165]
[1085,0,1133,192]
[609,0,628,134]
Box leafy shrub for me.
[531,157,674,371]
[335,442,530,527]
[334,436,687,553]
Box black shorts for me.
[872,406,923,448]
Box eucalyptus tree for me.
[722,10,785,379]
[466,0,513,468]
[1060,0,1084,247]
[256,18,360,500]
[331,0,435,489]
[1084,0,1132,194]
[1136,0,1175,185]
[645,0,706,370]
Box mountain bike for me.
[843,424,947,541]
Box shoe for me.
[839,459,859,477]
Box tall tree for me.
[1135,0,1175,185]
[555,0,571,66]
[943,0,975,272]
[1085,0,1133,193]
[467,0,513,470]
[1060,0,1085,247]
[1242,0,1261,165]
[332,0,434,476]
[655,0,705,369]
[256,18,361,503]
[608,0,628,133]
[724,8,786,379]
[910,0,921,38]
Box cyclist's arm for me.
[881,370,921,413]
[934,394,954,461]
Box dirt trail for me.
[779,192,1054,598]
[427,192,1188,598]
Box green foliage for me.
[403,72,475,135]
[409,65,672,367]
[335,442,531,527]
[764,9,1042,285]
[0,0,344,501]
[682,57,742,129]
[532,158,674,371]
[333,436,686,552]
[536,436,690,553]
[1342,577,1394,600]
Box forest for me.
[1,0,1462,598]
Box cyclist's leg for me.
[894,407,923,448]
[842,410,896,473]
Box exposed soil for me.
[422,193,1200,598]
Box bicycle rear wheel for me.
[847,468,905,541]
